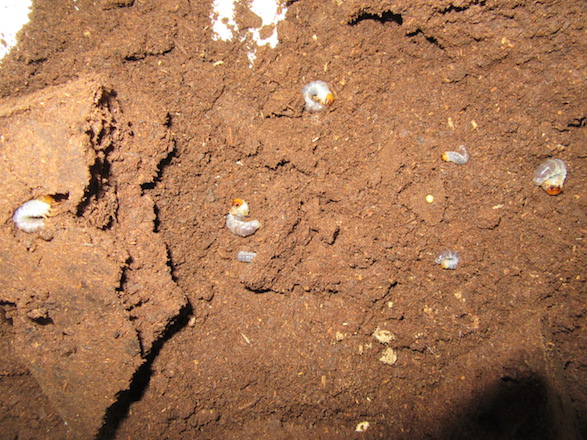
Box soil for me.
[0,0,585,439]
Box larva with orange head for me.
[12,195,56,233]
[441,145,470,165]
[302,80,335,112]
[533,158,567,196]
[436,250,459,270]
[226,198,260,237]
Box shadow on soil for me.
[438,372,581,440]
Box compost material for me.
[0,1,585,439]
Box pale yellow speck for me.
[373,329,394,344]
[356,421,370,432]
[379,348,398,365]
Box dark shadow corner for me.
[437,370,583,440]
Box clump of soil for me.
[0,0,585,439]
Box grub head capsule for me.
[230,198,250,217]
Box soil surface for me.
[0,0,585,439]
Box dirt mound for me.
[0,76,185,437]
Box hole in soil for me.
[349,10,403,26]
[95,87,118,109]
[568,116,585,128]
[407,29,444,49]
[96,302,193,440]
[439,0,486,14]
[76,153,112,216]
[50,193,69,203]
[140,145,176,192]
[152,204,161,232]
[29,315,53,325]
[0,302,16,325]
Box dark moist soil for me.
[0,0,585,439]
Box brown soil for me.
[0,0,585,439]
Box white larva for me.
[12,196,55,233]
[237,251,257,263]
[302,80,335,112]
[226,217,260,237]
[435,250,459,270]
[532,158,567,196]
[441,145,470,165]
[226,198,260,238]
